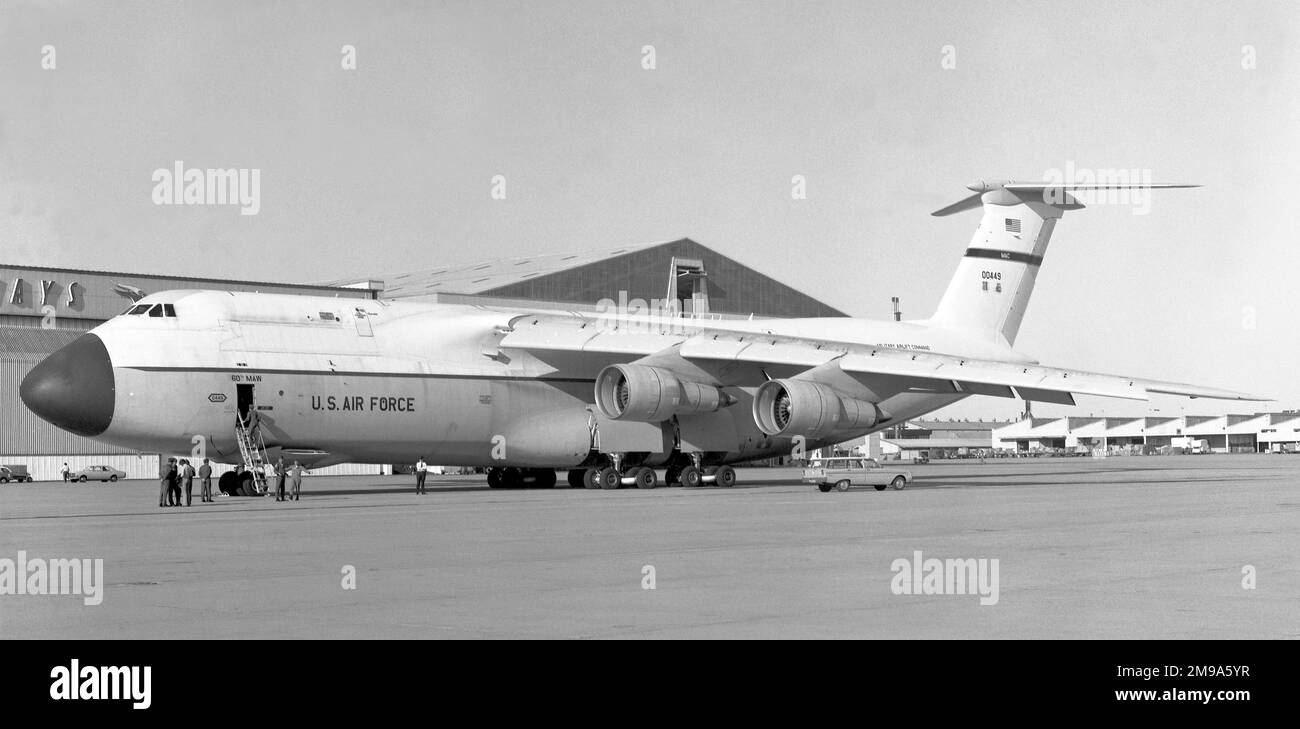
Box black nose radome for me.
[20,333,115,438]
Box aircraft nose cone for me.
[20,333,116,437]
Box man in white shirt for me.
[415,457,428,495]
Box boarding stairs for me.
[234,418,270,494]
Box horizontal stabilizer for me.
[1001,182,1200,191]
[932,179,1199,216]
[931,192,984,217]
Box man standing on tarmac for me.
[167,459,182,506]
[274,457,287,502]
[415,457,428,495]
[289,460,304,501]
[159,457,177,508]
[181,458,196,506]
[199,458,213,502]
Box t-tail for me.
[925,179,1198,347]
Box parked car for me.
[802,457,912,493]
[69,465,127,483]
[0,465,34,483]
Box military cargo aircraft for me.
[19,181,1267,491]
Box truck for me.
[1171,437,1211,454]
[0,465,34,483]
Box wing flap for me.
[1013,387,1077,406]
[837,350,1266,403]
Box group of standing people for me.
[155,456,303,507]
[270,457,305,502]
[158,457,212,507]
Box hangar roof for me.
[373,240,665,298]
[334,238,848,319]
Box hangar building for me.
[881,414,1300,458]
[991,413,1300,454]
[336,237,847,319]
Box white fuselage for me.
[84,290,1030,466]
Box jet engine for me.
[752,379,881,440]
[595,364,729,422]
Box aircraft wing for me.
[499,315,1269,405]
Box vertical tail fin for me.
[926,180,1197,347]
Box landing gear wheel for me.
[818,483,833,493]
[583,468,603,489]
[597,467,620,490]
[679,466,703,488]
[835,479,851,492]
[632,467,657,489]
[218,471,238,495]
[714,465,737,488]
[532,469,557,488]
[238,471,255,496]
[487,468,504,489]
[891,476,907,491]
[567,469,586,488]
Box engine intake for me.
[752,379,881,439]
[595,364,728,422]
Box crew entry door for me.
[237,384,255,427]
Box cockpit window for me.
[128,302,178,317]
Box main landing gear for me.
[563,454,739,491]
[567,464,658,490]
[666,453,735,488]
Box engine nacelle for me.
[595,364,727,422]
[752,379,881,440]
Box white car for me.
[69,465,128,483]
[802,457,912,493]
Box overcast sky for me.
[2,0,1296,418]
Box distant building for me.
[881,419,1004,457]
[333,237,847,319]
[992,413,1300,454]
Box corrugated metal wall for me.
[0,357,143,456]
[1,455,161,482]
[484,239,850,318]
[1,325,140,457]
[0,457,389,483]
